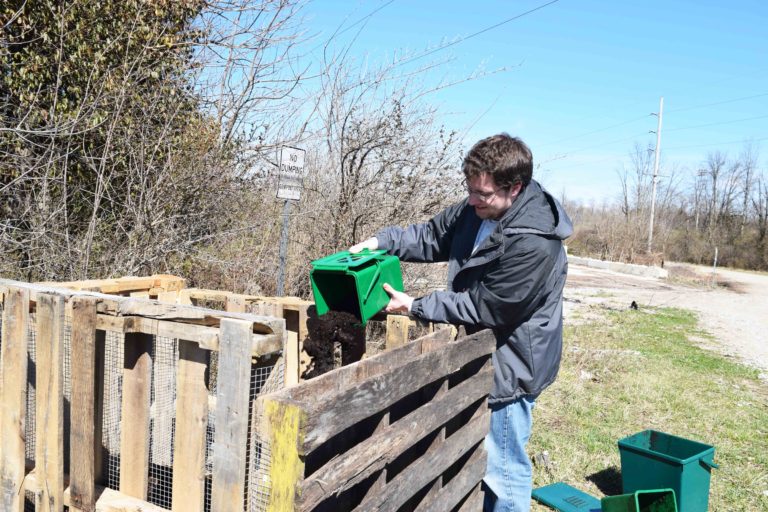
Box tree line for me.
[565,142,768,271]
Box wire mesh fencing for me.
[15,306,283,512]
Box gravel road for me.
[565,261,768,377]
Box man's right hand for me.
[349,237,379,254]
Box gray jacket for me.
[376,180,573,404]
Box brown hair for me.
[462,133,533,188]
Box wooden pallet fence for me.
[0,278,285,512]
[259,327,496,511]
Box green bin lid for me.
[310,250,388,270]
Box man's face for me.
[466,173,522,220]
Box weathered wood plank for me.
[422,376,450,504]
[262,400,306,512]
[385,315,410,350]
[300,330,494,451]
[37,275,186,296]
[119,333,153,498]
[284,330,299,386]
[94,314,282,356]
[355,410,490,511]
[250,298,283,318]
[211,318,253,512]
[456,481,484,512]
[35,293,66,512]
[24,470,168,512]
[420,443,487,512]
[0,287,30,512]
[298,362,492,509]
[225,295,246,313]
[177,289,193,305]
[171,340,208,512]
[281,333,435,404]
[69,296,101,512]
[156,290,179,304]
[279,327,455,405]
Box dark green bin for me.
[601,489,677,512]
[310,250,403,324]
[618,430,718,512]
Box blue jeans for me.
[483,395,537,512]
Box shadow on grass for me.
[586,466,622,496]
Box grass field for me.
[529,303,768,511]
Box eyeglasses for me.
[464,181,509,201]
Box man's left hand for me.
[383,283,414,313]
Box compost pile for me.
[303,310,366,378]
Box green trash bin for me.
[310,250,403,324]
[601,489,677,512]
[618,430,718,512]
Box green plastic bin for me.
[601,489,677,512]
[618,430,718,512]
[310,250,403,324]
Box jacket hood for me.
[497,179,573,240]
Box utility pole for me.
[648,96,664,253]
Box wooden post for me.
[0,287,30,512]
[386,315,411,350]
[211,319,253,512]
[171,340,209,512]
[263,400,305,511]
[284,330,299,386]
[69,297,103,512]
[35,293,66,512]
[119,333,153,499]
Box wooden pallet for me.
[0,278,284,512]
[159,287,312,386]
[259,328,495,511]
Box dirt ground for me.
[565,261,768,378]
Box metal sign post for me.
[276,146,305,296]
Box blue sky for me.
[300,0,767,204]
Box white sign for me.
[277,146,306,201]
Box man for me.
[349,133,572,511]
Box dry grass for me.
[530,304,768,511]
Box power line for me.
[541,155,619,172]
[665,113,768,132]
[664,135,768,151]
[666,92,768,113]
[539,95,768,161]
[541,131,652,163]
[545,135,768,172]
[332,0,397,39]
[396,0,560,67]
[308,0,397,54]
[540,114,651,147]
